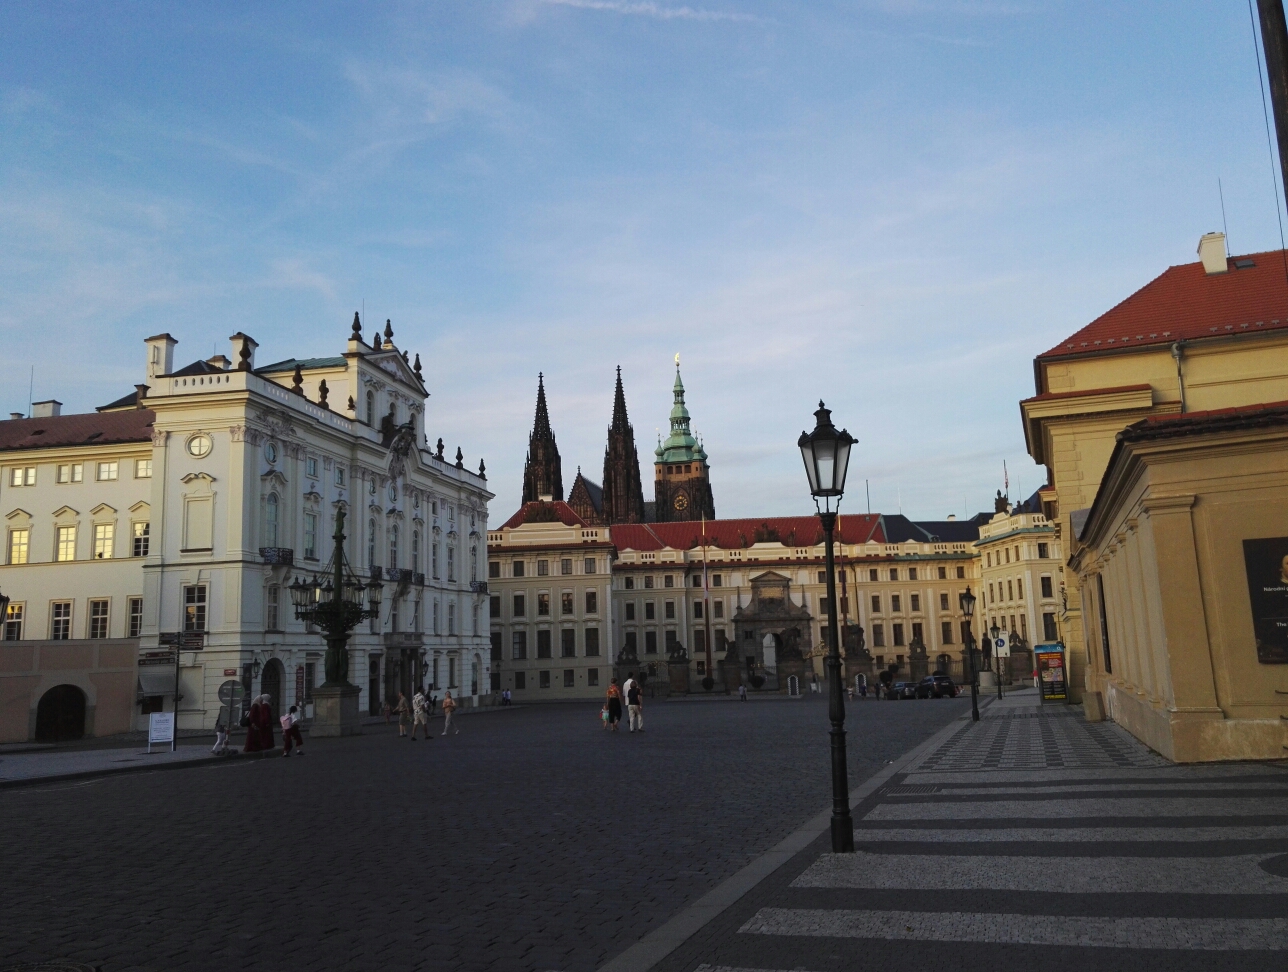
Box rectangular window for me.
[941,620,953,644]
[889,568,898,581]
[910,593,920,612]
[585,590,597,614]
[872,623,885,648]
[1038,542,1050,559]
[1007,580,1014,601]
[561,592,574,615]
[93,523,114,560]
[132,521,150,557]
[447,602,455,635]
[183,585,207,631]
[538,593,550,616]
[819,596,830,617]
[645,601,655,621]
[10,466,36,486]
[57,463,83,484]
[537,629,552,658]
[817,570,827,584]
[335,466,345,487]
[956,566,965,579]
[88,599,110,639]
[96,461,118,482]
[306,456,318,479]
[693,600,703,619]
[561,629,575,657]
[512,631,527,659]
[513,594,525,617]
[514,671,526,690]
[539,670,551,689]
[304,514,318,560]
[4,602,24,641]
[587,667,599,686]
[584,557,595,574]
[511,559,524,578]
[664,574,675,589]
[537,559,549,576]
[893,623,905,646]
[712,574,722,587]
[644,575,654,589]
[665,630,678,654]
[134,458,153,479]
[50,601,72,640]
[989,583,995,603]
[447,546,455,581]
[891,594,901,612]
[939,592,949,611]
[128,597,144,638]
[1044,612,1059,642]
[490,671,501,691]
[869,568,878,582]
[266,585,280,630]
[490,594,501,618]
[624,631,637,655]
[909,568,918,581]
[56,525,76,562]
[645,631,658,654]
[1017,579,1024,599]
[871,594,881,613]
[563,669,575,688]
[489,560,500,578]
[305,662,316,702]
[625,576,635,590]
[8,528,29,565]
[938,566,947,580]
[626,602,636,621]
[561,558,572,575]
[713,600,724,619]
[490,631,502,661]
[664,600,675,620]
[1041,576,1053,598]
[585,627,600,656]
[912,622,923,644]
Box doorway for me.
[261,659,283,718]
[35,684,86,742]
[369,657,381,716]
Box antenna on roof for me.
[1219,177,1230,250]
[27,366,34,419]
[866,479,870,515]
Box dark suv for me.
[915,675,958,699]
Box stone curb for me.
[595,706,981,972]
[0,750,259,791]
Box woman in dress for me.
[605,679,623,732]
[243,695,264,753]
[394,692,410,738]
[257,694,276,752]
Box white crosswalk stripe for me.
[865,796,1286,819]
[739,908,1288,950]
[853,825,1288,842]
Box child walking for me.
[281,705,304,757]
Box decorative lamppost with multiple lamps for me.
[799,401,856,854]
[959,587,980,722]
[288,509,382,736]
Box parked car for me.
[891,681,917,700]
[915,675,959,699]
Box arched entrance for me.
[36,684,86,742]
[261,659,284,718]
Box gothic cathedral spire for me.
[600,366,646,524]
[522,373,564,502]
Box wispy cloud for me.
[539,0,763,24]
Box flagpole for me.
[702,513,714,690]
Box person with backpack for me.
[410,689,432,740]
[281,705,304,757]
[627,679,644,733]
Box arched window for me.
[266,493,279,547]
[368,518,377,567]
[412,530,420,573]
[389,525,399,570]
[470,546,478,583]
[366,390,375,426]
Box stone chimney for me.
[145,333,178,380]
[31,400,62,418]
[207,354,231,371]
[9,412,25,421]
[1198,232,1228,275]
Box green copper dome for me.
[657,362,702,464]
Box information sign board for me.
[1034,643,1066,701]
[148,712,175,751]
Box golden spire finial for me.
[674,352,680,367]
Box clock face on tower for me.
[673,492,689,512]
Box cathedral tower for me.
[653,357,714,522]
[600,366,646,524]
[522,373,564,502]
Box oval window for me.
[187,434,213,458]
[264,442,278,464]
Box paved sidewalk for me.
[0,741,241,784]
[641,687,1288,972]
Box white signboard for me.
[996,641,1011,658]
[148,711,175,747]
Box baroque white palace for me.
[0,315,491,741]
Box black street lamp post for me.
[288,509,382,733]
[959,587,979,722]
[989,622,1003,701]
[799,401,856,854]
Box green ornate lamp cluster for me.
[287,509,382,686]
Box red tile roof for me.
[500,501,589,529]
[1039,249,1288,360]
[610,515,885,552]
[0,409,155,453]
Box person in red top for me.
[605,680,623,732]
[243,696,263,753]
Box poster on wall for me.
[1242,537,1288,664]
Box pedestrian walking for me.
[605,679,623,732]
[411,689,433,740]
[394,692,410,738]
[627,679,644,732]
[257,694,277,751]
[281,705,304,756]
[622,672,636,704]
[738,684,747,702]
[442,690,458,735]
[243,695,266,752]
[211,721,230,755]
[859,674,868,699]
[382,700,392,724]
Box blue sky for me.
[3,1,1285,520]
